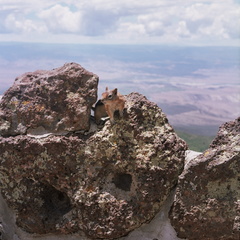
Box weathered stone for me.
[0,92,187,239]
[169,117,240,240]
[0,63,98,136]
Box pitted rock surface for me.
[0,90,187,239]
[170,117,240,240]
[0,62,98,136]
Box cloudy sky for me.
[0,0,239,45]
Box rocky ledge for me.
[170,117,240,240]
[0,62,98,136]
[1,63,239,240]
[0,63,187,239]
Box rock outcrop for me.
[0,62,98,136]
[170,117,240,240]
[0,63,187,239]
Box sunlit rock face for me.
[0,62,98,136]
[0,64,187,239]
[170,117,240,240]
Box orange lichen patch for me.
[85,185,95,192]
[204,151,210,156]
[10,101,19,106]
[22,101,31,106]
[35,104,45,112]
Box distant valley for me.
[0,43,239,140]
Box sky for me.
[0,0,239,45]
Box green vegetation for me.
[176,130,215,152]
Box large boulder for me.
[0,80,187,239]
[0,62,98,136]
[170,117,240,240]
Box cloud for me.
[0,1,55,34]
[120,1,240,41]
[183,2,240,39]
[0,0,239,45]
[176,21,191,38]
[38,2,121,35]
[38,4,82,33]
[80,8,120,36]
[5,13,46,33]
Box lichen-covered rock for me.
[0,63,98,136]
[0,91,187,239]
[169,117,240,240]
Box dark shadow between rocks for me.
[41,184,72,229]
[16,182,72,234]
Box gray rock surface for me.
[0,188,183,240]
[170,117,240,240]
[1,149,200,240]
[0,192,20,240]
[0,70,187,239]
[0,63,98,136]
[1,63,239,240]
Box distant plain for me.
[0,43,239,149]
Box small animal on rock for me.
[101,87,125,123]
[92,99,108,124]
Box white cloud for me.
[0,0,239,45]
[38,4,82,33]
[5,13,46,33]
[183,2,240,39]
[176,21,191,38]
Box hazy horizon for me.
[0,43,239,137]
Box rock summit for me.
[0,63,187,239]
